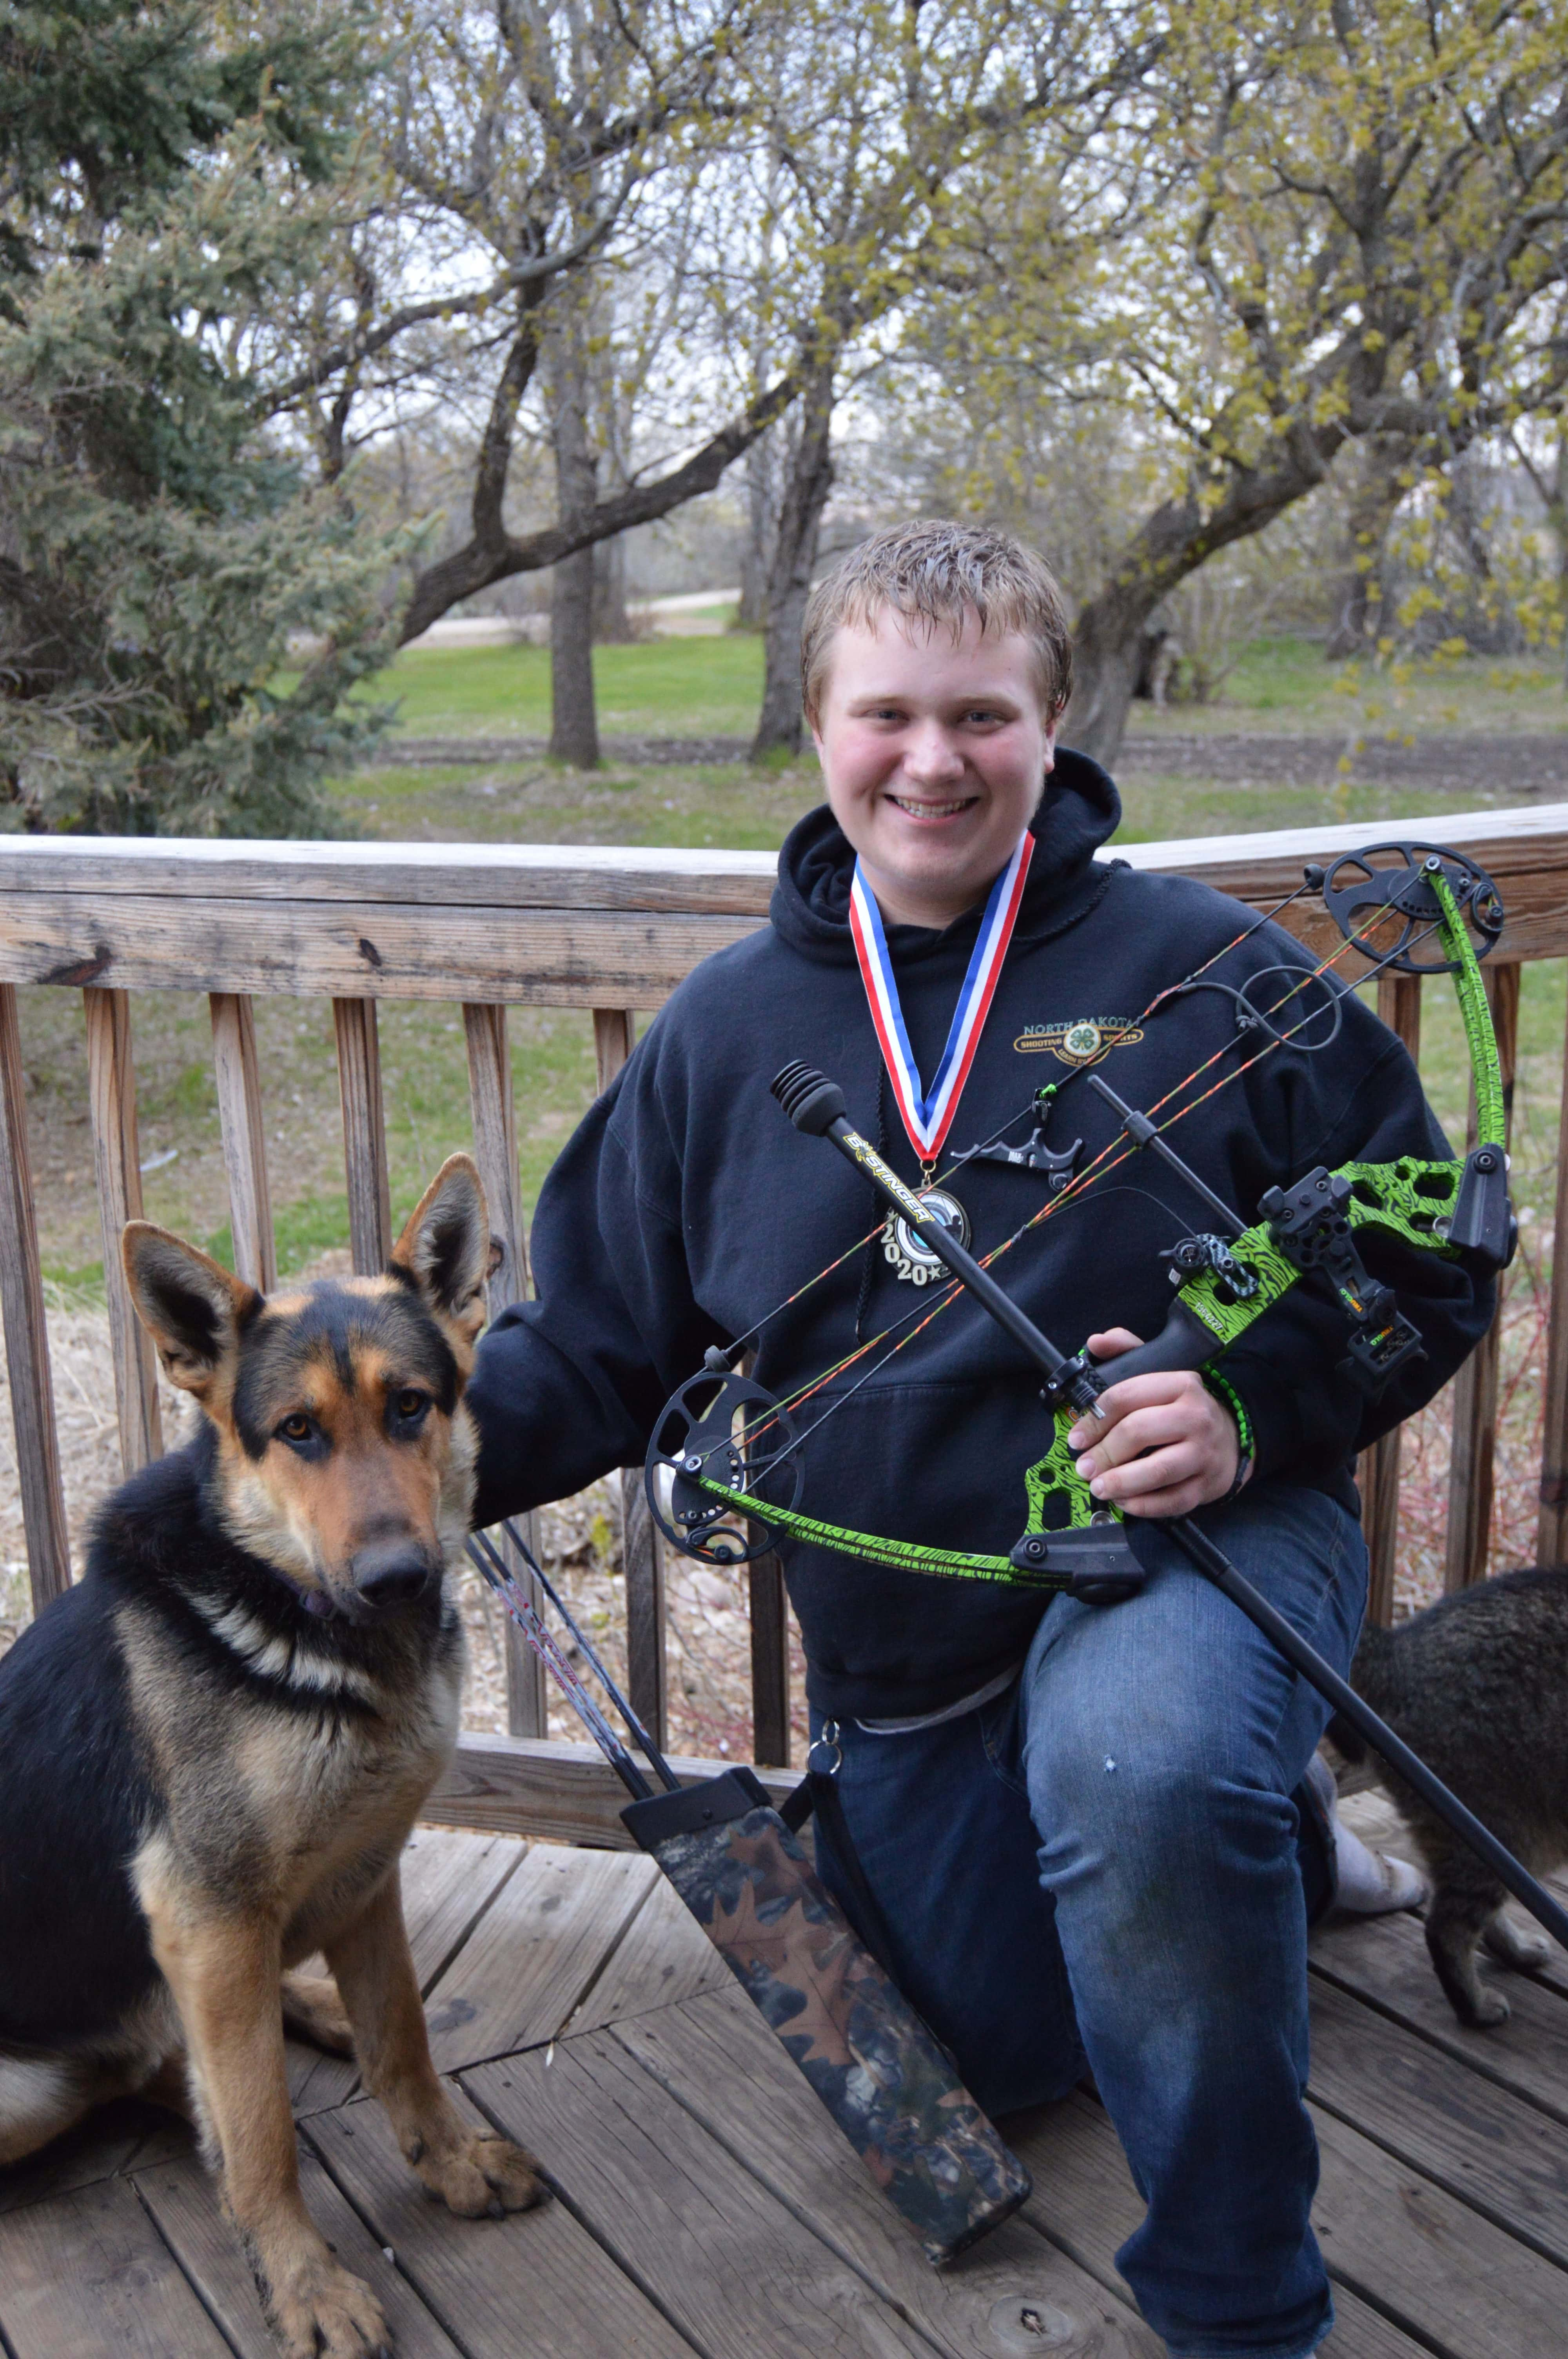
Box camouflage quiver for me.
[623,1768,1031,2266]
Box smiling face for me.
[810,606,1054,930]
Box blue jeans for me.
[809,1483,1367,2359]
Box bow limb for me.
[1020,856,1515,1543]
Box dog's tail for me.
[1326,1620,1400,1765]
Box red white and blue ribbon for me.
[849,831,1034,1168]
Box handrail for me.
[1,803,1565,1828]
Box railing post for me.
[83,988,162,1477]
[592,1008,634,1097]
[209,992,277,1294]
[463,1002,546,1738]
[332,998,393,1276]
[1445,961,1520,1593]
[0,983,70,1609]
[462,1004,530,1309]
[1538,978,1568,1566]
[590,1006,671,1743]
[1357,971,1422,1625]
[747,1539,791,1767]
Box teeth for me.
[889,795,973,818]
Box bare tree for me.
[737,0,1161,756]
[1056,3,1568,759]
[258,2,821,650]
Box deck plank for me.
[0,2097,191,2219]
[306,2083,697,2358]
[1006,2093,1430,2359]
[564,1869,729,2036]
[289,1827,527,2113]
[0,2175,229,2359]
[1307,1974,1568,2266]
[1311,2103,1568,2359]
[464,2035,933,2357]
[1311,1908,1568,2122]
[613,1983,1164,2356]
[136,2145,465,2359]
[422,1843,653,2072]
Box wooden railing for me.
[2,808,1566,1841]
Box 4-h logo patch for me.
[1013,1018,1144,1067]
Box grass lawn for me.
[1128,633,1568,737]
[368,632,766,741]
[348,626,1568,747]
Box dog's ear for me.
[122,1223,259,1396]
[390,1154,492,1342]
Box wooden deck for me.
[3,1802,1566,2359]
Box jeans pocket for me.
[979,1680,1029,1797]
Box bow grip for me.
[1076,1299,1220,1391]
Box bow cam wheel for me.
[644,1364,803,1566]
[1316,842,1504,975]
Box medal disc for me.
[882,1187,971,1285]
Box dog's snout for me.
[351,1539,437,1610]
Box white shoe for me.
[1307,1749,1429,1916]
[1332,1823,1429,1914]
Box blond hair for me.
[800,519,1074,727]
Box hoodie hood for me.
[769,745,1123,965]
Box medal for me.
[881,1187,971,1285]
[849,832,1033,1281]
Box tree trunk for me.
[1058,589,1153,766]
[551,545,599,765]
[738,432,777,630]
[751,369,835,760]
[548,308,600,769]
[1325,434,1412,659]
[592,532,635,642]
[1557,434,1568,692]
[1060,430,1356,766]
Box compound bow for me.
[646,840,1512,1599]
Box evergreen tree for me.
[0,0,405,834]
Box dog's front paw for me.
[409,2128,546,2218]
[269,2252,390,2359]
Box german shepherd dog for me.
[1333,1566,1568,2028]
[0,1155,542,2358]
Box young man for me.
[469,521,1490,2358]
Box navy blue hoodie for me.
[470,754,1491,1717]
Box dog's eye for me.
[278,1413,312,1446]
[394,1388,428,1424]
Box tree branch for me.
[397,356,809,643]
